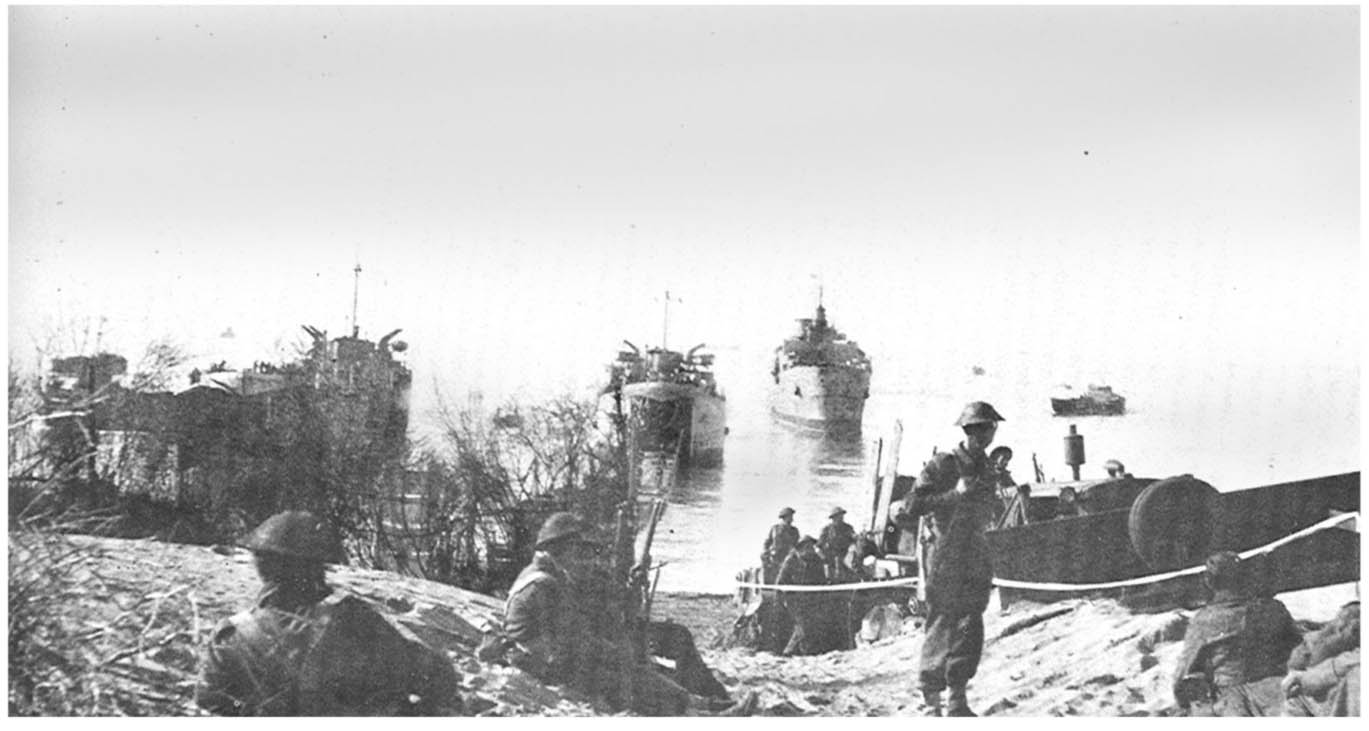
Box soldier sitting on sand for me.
[196,511,461,716]
[499,512,756,716]
[1283,600,1360,717]
[1171,551,1303,716]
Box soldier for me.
[894,401,1005,716]
[1171,551,1303,716]
[761,506,800,583]
[502,512,755,716]
[776,535,828,656]
[196,511,460,716]
[818,507,856,580]
[1283,601,1360,717]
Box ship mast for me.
[662,289,670,349]
[351,262,362,338]
[660,289,682,349]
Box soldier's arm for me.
[905,454,961,519]
[1273,602,1305,664]
[505,581,563,675]
[762,528,774,554]
[1298,648,1360,696]
[1171,634,1213,708]
[194,623,253,716]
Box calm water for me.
[641,344,1359,594]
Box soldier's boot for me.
[946,685,976,717]
[920,688,944,717]
[695,690,759,716]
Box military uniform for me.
[776,544,828,656]
[762,521,800,583]
[1284,602,1360,717]
[502,551,693,716]
[1172,589,1302,716]
[196,511,460,716]
[503,553,584,682]
[1285,648,1360,717]
[196,587,459,716]
[901,443,998,699]
[818,519,856,579]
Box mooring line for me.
[733,511,1357,594]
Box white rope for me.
[992,511,1358,592]
[732,511,1358,595]
[734,576,920,593]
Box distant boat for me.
[971,365,986,376]
[770,295,871,430]
[1051,383,1127,416]
[605,341,726,468]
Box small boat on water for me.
[1051,383,1126,416]
[770,295,871,431]
[605,341,727,468]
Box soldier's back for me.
[197,593,460,716]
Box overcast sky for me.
[7,5,1360,420]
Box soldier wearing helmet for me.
[1104,459,1130,479]
[761,507,800,584]
[817,507,856,580]
[776,535,829,656]
[894,401,1005,716]
[1172,551,1303,716]
[502,511,754,716]
[195,511,461,716]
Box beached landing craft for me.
[770,296,872,431]
[871,424,1359,610]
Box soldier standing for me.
[196,511,460,716]
[895,401,1005,716]
[1171,551,1303,716]
[818,507,856,580]
[761,507,799,583]
[776,535,828,656]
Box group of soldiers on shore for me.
[756,505,862,656]
[191,399,1358,717]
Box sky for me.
[6,5,1360,438]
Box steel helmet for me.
[1203,550,1243,590]
[241,511,345,564]
[829,507,846,519]
[796,535,818,548]
[535,511,590,549]
[955,401,1006,427]
[778,507,795,518]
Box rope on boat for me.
[733,576,920,593]
[993,510,1358,592]
[732,511,1357,594]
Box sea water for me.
[640,345,1358,595]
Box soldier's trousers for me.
[918,610,984,692]
[648,621,728,699]
[1284,671,1360,717]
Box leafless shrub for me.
[365,389,627,591]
